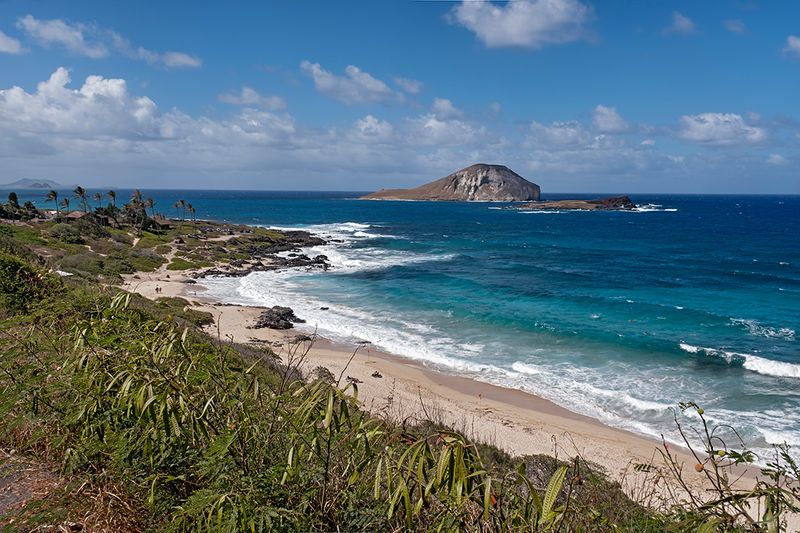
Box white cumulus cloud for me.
[664,11,695,35]
[528,120,593,148]
[678,113,765,145]
[432,98,464,120]
[17,14,107,58]
[17,15,201,68]
[784,35,800,58]
[394,77,423,94]
[0,30,24,54]
[161,51,202,68]
[724,19,746,34]
[300,61,401,105]
[108,31,201,69]
[449,0,592,49]
[593,105,629,133]
[219,87,286,110]
[352,115,394,142]
[405,114,485,146]
[767,154,789,166]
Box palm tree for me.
[60,197,70,213]
[107,190,116,208]
[93,192,103,209]
[145,198,155,218]
[46,190,59,217]
[73,186,89,213]
[174,199,186,221]
[187,203,196,222]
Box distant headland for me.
[0,178,63,189]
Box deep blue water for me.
[9,189,800,456]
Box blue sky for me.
[0,0,798,193]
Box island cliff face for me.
[361,164,540,202]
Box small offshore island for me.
[516,195,638,211]
[362,163,637,211]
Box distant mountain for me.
[361,164,541,202]
[0,178,63,189]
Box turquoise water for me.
[11,190,800,457]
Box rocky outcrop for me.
[361,164,540,202]
[252,306,306,330]
[194,230,329,279]
[516,196,637,211]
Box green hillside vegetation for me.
[0,189,798,531]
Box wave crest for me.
[679,343,800,379]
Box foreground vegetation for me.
[0,192,798,531]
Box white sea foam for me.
[265,221,455,273]
[679,343,800,379]
[633,204,678,212]
[511,361,543,375]
[730,318,795,341]
[760,429,800,446]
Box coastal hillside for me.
[361,164,540,202]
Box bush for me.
[167,257,204,270]
[0,251,56,314]
[47,223,85,244]
[155,296,214,327]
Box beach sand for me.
[122,264,689,483]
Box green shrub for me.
[0,251,56,314]
[155,296,214,327]
[167,257,203,270]
[47,223,85,244]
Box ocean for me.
[12,189,800,458]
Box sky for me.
[0,0,798,193]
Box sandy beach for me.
[122,260,692,485]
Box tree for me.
[107,190,116,208]
[73,186,89,213]
[46,190,59,217]
[174,199,186,221]
[131,190,143,204]
[60,198,70,213]
[7,192,19,209]
[187,203,196,222]
[93,192,103,209]
[145,198,155,219]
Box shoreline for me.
[122,263,692,483]
[121,223,800,529]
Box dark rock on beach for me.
[251,306,306,330]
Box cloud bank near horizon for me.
[0,66,795,193]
